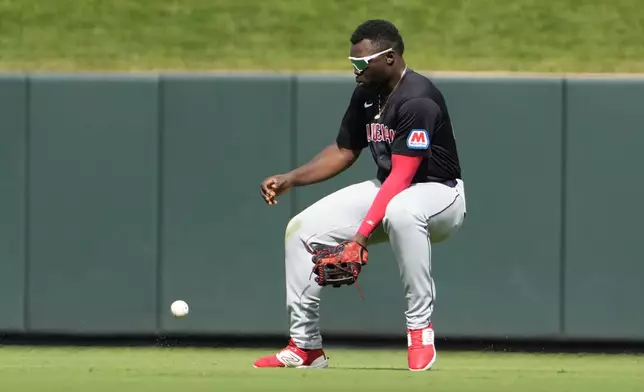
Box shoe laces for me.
[409,330,424,348]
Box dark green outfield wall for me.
[1,74,642,341]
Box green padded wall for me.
[0,73,640,342]
[160,75,294,334]
[27,75,159,333]
[564,78,644,339]
[0,76,27,332]
[424,76,565,338]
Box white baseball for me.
[171,300,189,317]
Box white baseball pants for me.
[284,178,466,349]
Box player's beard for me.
[359,75,388,93]
[373,69,404,96]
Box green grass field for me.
[0,346,642,391]
[1,0,644,73]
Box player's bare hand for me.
[260,174,294,205]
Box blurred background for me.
[1,0,643,349]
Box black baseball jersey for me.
[336,69,461,184]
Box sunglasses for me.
[348,48,394,73]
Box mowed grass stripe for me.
[0,346,641,392]
[0,0,643,72]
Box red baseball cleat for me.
[407,323,437,371]
[253,339,329,369]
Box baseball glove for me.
[304,240,369,288]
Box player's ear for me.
[385,51,395,65]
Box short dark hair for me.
[350,19,405,55]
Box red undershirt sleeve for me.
[356,97,442,239]
[357,154,424,237]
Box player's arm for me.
[286,88,367,187]
[286,142,360,187]
[260,88,366,205]
[261,143,358,205]
[352,98,441,244]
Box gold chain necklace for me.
[374,67,407,120]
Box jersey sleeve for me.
[335,87,368,151]
[391,97,442,157]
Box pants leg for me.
[285,180,382,349]
[383,179,466,330]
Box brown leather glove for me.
[308,241,369,288]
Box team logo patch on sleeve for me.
[406,129,430,149]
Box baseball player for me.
[255,19,466,371]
